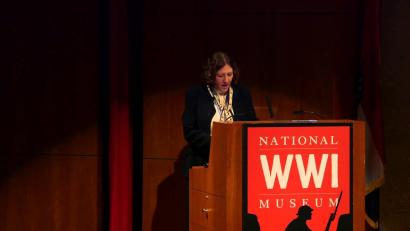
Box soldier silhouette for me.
[285,205,313,231]
[245,213,261,231]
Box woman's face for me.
[214,64,233,94]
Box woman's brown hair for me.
[201,52,239,85]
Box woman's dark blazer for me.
[182,84,257,167]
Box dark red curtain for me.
[357,0,384,230]
[108,0,133,229]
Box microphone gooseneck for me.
[293,110,326,119]
[265,95,274,118]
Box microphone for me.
[293,110,326,119]
[265,95,274,118]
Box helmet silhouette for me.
[297,205,313,216]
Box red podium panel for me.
[244,123,353,231]
[189,121,364,231]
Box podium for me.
[189,120,365,231]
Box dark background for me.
[1,0,409,230]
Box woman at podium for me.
[182,51,257,169]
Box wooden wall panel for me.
[247,14,357,119]
[4,72,98,156]
[380,0,410,229]
[2,0,98,156]
[143,159,187,231]
[0,156,99,231]
[200,13,357,120]
[143,90,187,157]
[144,0,356,14]
[2,0,100,229]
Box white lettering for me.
[258,136,339,146]
[329,198,339,207]
[259,199,270,208]
[276,199,284,208]
[260,154,293,189]
[320,137,328,145]
[281,136,290,145]
[331,136,339,144]
[259,137,268,146]
[309,136,318,145]
[315,198,323,207]
[295,154,328,188]
[289,199,296,208]
[331,154,339,188]
[270,137,278,146]
[298,136,307,145]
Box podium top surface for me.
[213,119,363,126]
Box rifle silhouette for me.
[325,191,343,231]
